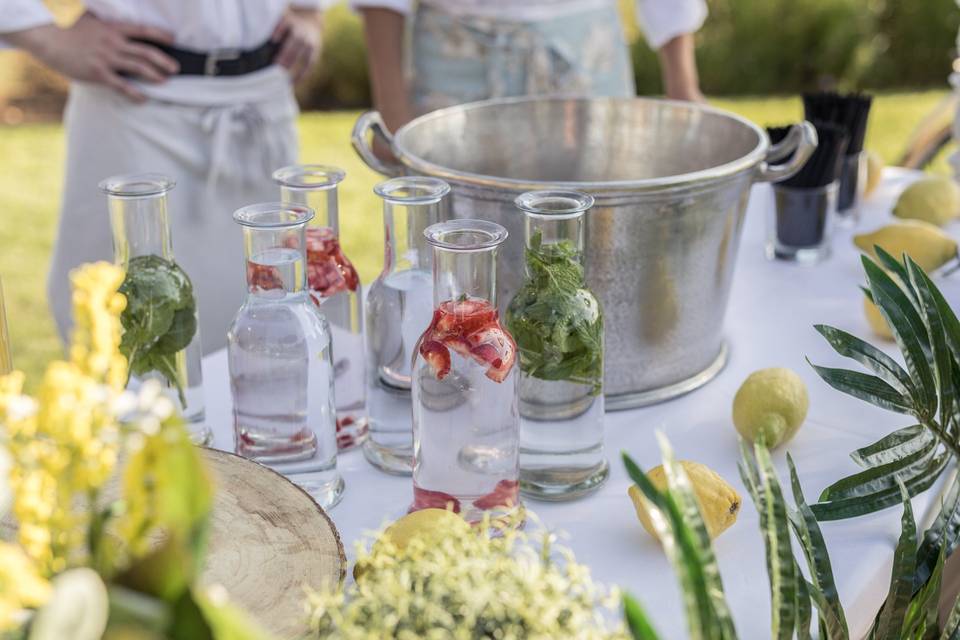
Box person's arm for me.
[358,7,412,132]
[3,11,179,102]
[657,33,703,103]
[635,0,707,102]
[272,3,324,83]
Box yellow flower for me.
[0,541,51,630]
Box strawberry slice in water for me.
[418,298,516,383]
[246,261,284,292]
[303,227,360,297]
[420,339,451,380]
[474,479,519,510]
[411,486,462,513]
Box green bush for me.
[297,3,370,110]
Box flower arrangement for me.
[0,262,269,640]
[306,511,627,639]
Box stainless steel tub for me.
[352,97,815,409]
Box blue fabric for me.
[410,3,635,113]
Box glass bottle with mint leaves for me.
[102,174,210,445]
[506,190,607,501]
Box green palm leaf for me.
[871,481,918,640]
[851,425,933,467]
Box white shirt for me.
[349,0,707,50]
[2,0,323,51]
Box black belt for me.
[134,39,280,77]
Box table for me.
[203,168,960,638]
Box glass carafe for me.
[101,174,210,445]
[364,177,449,475]
[411,219,520,523]
[227,202,344,510]
[273,165,366,451]
[506,191,607,500]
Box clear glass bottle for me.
[364,177,449,475]
[411,219,520,523]
[101,174,210,445]
[273,165,366,451]
[506,191,607,500]
[227,202,344,510]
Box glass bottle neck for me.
[281,185,339,234]
[432,246,499,306]
[242,224,308,295]
[524,212,585,280]
[382,199,441,275]
[109,193,173,266]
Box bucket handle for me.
[351,111,405,177]
[755,121,818,183]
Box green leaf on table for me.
[863,256,936,420]
[807,362,914,415]
[915,472,960,591]
[818,435,938,501]
[811,451,949,521]
[814,324,915,399]
[623,593,661,640]
[871,481,918,640]
[622,442,736,640]
[851,425,933,468]
[787,455,848,638]
[901,544,945,640]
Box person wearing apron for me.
[2,1,323,352]
[354,0,707,135]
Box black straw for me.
[766,120,849,189]
[802,92,873,155]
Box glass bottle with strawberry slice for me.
[274,165,367,451]
[411,219,521,523]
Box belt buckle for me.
[204,48,242,76]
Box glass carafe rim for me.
[515,190,594,220]
[272,164,345,190]
[424,219,507,253]
[99,173,175,198]
[233,202,315,229]
[375,176,450,205]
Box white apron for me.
[47,67,298,353]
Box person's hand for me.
[271,8,323,83]
[8,12,179,102]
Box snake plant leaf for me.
[863,256,936,420]
[915,472,960,591]
[807,361,914,414]
[900,544,945,640]
[941,586,960,640]
[795,571,812,640]
[872,481,918,640]
[622,447,736,640]
[787,456,848,639]
[814,324,915,399]
[818,437,938,501]
[623,594,661,640]
[810,451,949,521]
[851,425,933,467]
[738,441,797,639]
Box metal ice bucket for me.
[353,97,816,409]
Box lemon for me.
[864,150,883,198]
[893,176,960,227]
[381,508,469,551]
[864,297,894,341]
[732,368,809,448]
[853,221,958,273]
[628,461,740,540]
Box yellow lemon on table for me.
[853,221,958,273]
[381,508,470,551]
[893,176,960,227]
[732,367,809,448]
[628,461,740,540]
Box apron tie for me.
[200,103,287,187]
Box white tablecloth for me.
[202,168,960,638]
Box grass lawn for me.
[0,91,953,387]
